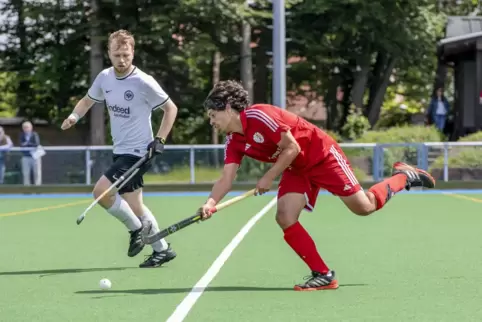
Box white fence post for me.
[443,143,449,182]
[189,147,195,184]
[85,148,91,185]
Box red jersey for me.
[224,104,332,172]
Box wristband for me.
[156,137,166,144]
[69,113,80,122]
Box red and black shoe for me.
[392,162,436,191]
[294,270,339,291]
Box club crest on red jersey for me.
[253,132,264,143]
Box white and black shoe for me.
[139,245,177,268]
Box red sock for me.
[368,173,407,210]
[283,221,329,274]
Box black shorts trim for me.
[103,154,151,194]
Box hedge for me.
[429,131,482,180]
[430,149,482,169]
[430,131,482,169]
[344,125,443,177]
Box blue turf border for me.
[1,189,482,199]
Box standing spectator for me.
[20,121,41,185]
[427,87,450,132]
[0,126,13,184]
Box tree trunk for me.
[253,29,270,103]
[432,56,447,93]
[212,50,221,144]
[13,0,30,118]
[240,19,254,103]
[367,54,397,127]
[212,50,222,166]
[89,0,105,145]
[324,77,340,131]
[351,58,371,109]
[366,52,387,117]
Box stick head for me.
[140,221,153,244]
[76,214,85,225]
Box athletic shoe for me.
[139,245,177,268]
[392,162,436,190]
[128,227,145,257]
[294,270,339,291]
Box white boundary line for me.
[166,197,277,322]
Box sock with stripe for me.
[283,221,330,274]
[106,194,142,231]
[141,205,169,252]
[368,174,407,210]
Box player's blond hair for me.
[108,29,135,51]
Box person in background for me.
[19,121,41,185]
[427,87,450,132]
[0,126,13,184]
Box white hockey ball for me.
[99,278,112,290]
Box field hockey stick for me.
[76,154,149,225]
[140,188,256,244]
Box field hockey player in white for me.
[61,29,179,268]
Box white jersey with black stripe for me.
[87,66,170,157]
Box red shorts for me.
[277,142,362,211]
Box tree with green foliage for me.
[0,72,17,117]
[0,0,473,146]
[287,0,446,131]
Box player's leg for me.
[277,172,339,291]
[93,155,144,257]
[116,156,177,267]
[323,144,435,216]
[121,188,177,268]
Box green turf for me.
[1,193,482,321]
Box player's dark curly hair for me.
[203,80,250,113]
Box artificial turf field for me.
[1,191,482,322]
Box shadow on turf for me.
[76,284,368,295]
[0,267,135,277]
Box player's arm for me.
[200,135,244,219]
[61,96,97,130]
[245,108,301,179]
[204,163,239,208]
[145,76,178,143]
[262,131,301,181]
[245,108,300,194]
[154,99,178,142]
[73,96,97,119]
[62,71,104,130]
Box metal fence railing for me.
[0,142,481,185]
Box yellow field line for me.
[0,200,90,217]
[443,193,482,204]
